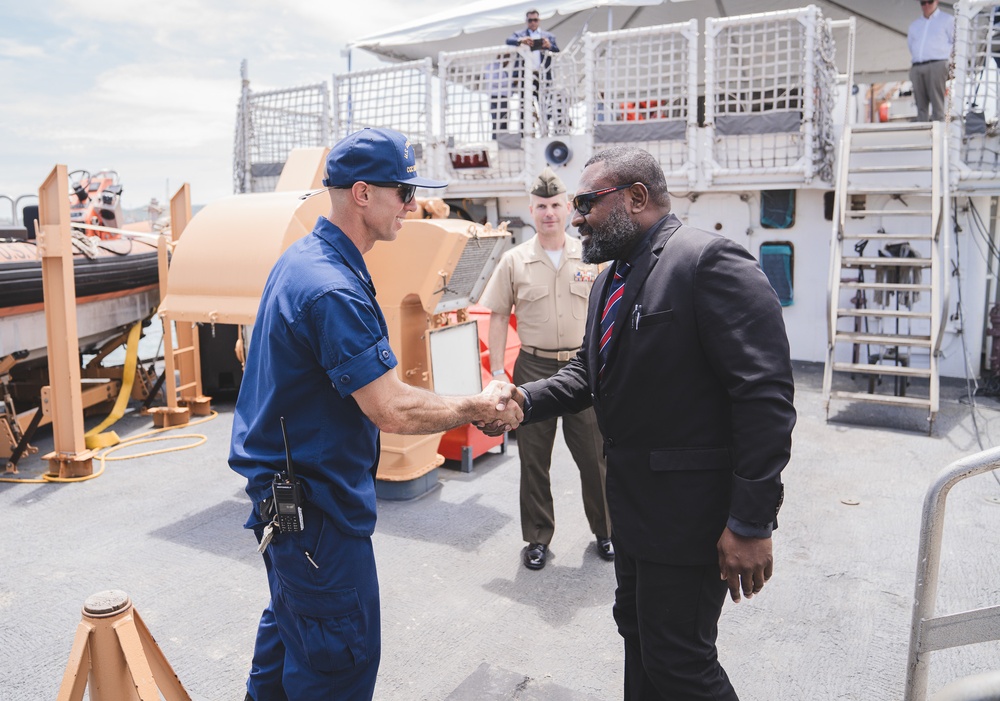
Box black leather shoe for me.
[524,543,548,570]
[596,537,615,561]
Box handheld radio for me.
[271,417,305,533]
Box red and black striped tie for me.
[599,261,630,378]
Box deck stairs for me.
[822,122,949,431]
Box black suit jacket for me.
[521,214,796,565]
[505,28,560,84]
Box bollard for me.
[57,590,191,701]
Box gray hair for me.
[585,146,670,209]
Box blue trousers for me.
[247,505,381,701]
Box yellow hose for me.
[84,322,142,449]
[0,411,218,484]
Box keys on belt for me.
[521,346,579,361]
[257,522,276,553]
[257,496,277,553]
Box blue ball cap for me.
[322,127,447,189]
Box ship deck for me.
[2,361,999,700]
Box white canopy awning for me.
[351,0,956,81]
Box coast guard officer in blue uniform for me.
[230,127,523,701]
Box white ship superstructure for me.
[233,0,1000,427]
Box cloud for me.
[0,58,240,205]
[0,0,465,207]
[0,39,45,59]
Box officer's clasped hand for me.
[476,381,523,435]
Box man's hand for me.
[476,381,523,434]
[541,38,551,49]
[519,37,532,47]
[475,382,524,436]
[717,527,773,603]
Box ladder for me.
[822,122,949,431]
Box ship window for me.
[824,191,835,221]
[760,190,795,229]
[760,242,794,307]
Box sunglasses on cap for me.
[572,183,637,215]
[330,181,417,204]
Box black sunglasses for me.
[527,17,540,22]
[572,183,636,215]
[367,181,417,204]
[334,181,416,204]
[919,0,934,4]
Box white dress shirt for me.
[908,8,955,64]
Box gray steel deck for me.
[2,361,999,700]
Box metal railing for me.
[584,20,698,187]
[332,57,434,179]
[904,445,1000,701]
[950,1,1000,187]
[930,670,1000,701]
[233,60,331,194]
[703,6,838,185]
[438,45,533,184]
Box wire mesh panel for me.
[332,59,434,179]
[233,71,330,193]
[439,46,532,183]
[704,7,837,185]
[586,21,698,186]
[952,1,1000,183]
[540,39,586,139]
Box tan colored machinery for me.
[157,147,509,483]
[57,590,191,700]
[366,218,508,482]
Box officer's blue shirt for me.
[229,217,398,538]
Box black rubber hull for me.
[0,241,159,308]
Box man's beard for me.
[580,199,644,264]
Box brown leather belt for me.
[521,346,579,361]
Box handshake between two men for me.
[474,380,525,436]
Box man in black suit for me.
[494,146,795,700]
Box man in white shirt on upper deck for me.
[908,0,955,121]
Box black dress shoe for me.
[524,543,548,570]
[596,536,615,561]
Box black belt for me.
[912,59,947,66]
[520,346,579,361]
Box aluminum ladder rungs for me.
[828,390,932,409]
[849,165,932,174]
[840,281,932,292]
[847,209,934,217]
[834,332,932,347]
[824,120,942,423]
[840,233,935,240]
[841,257,932,268]
[836,308,932,320]
[845,186,931,195]
[832,362,932,378]
[850,144,932,153]
[850,123,934,134]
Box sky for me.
[0,0,457,217]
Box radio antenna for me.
[279,416,297,481]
